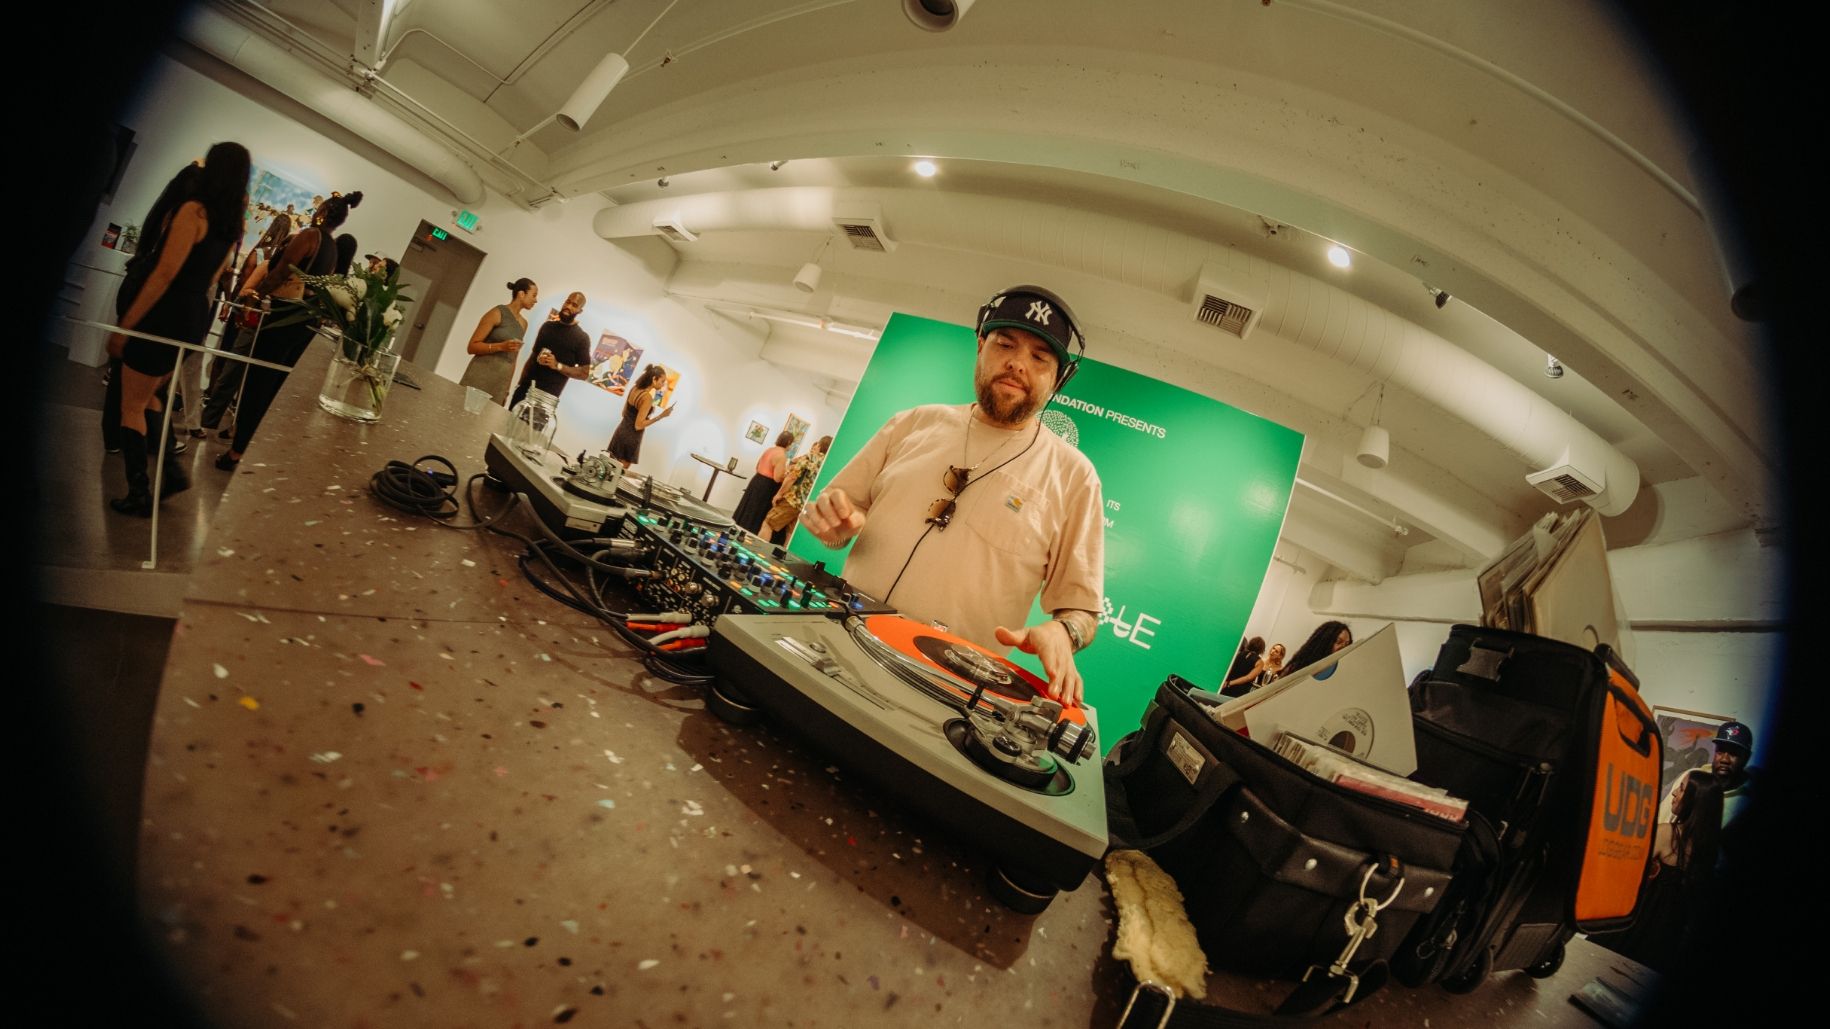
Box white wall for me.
[90,52,843,499]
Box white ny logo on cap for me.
[1026,300,1053,325]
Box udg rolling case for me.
[1392,626,1661,992]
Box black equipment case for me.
[1393,626,1661,992]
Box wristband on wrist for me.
[1056,613,1087,652]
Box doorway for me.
[395,220,485,367]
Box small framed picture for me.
[745,420,769,444]
[1653,706,1734,788]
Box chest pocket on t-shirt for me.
[959,475,1050,557]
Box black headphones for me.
[975,284,1087,391]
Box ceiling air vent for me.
[833,205,896,252]
[1526,459,1602,505]
[1192,264,1265,339]
[652,215,697,243]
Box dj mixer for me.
[624,511,897,625]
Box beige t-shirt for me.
[825,404,1105,652]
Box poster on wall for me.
[783,413,811,456]
[788,312,1304,747]
[1654,706,1733,791]
[745,421,770,445]
[589,333,644,394]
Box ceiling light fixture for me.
[794,237,833,293]
[769,160,787,171]
[556,0,683,131]
[1545,355,1565,379]
[1327,244,1352,269]
[903,0,977,32]
[1356,382,1389,469]
[913,159,937,178]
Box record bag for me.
[1105,677,1463,1020]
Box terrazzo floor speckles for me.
[139,604,1120,1027]
[132,345,1625,1027]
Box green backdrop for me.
[790,313,1303,747]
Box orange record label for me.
[861,615,1086,724]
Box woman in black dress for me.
[606,363,674,469]
[216,191,364,469]
[732,430,795,531]
[106,142,249,515]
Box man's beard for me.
[558,311,577,324]
[975,374,1046,426]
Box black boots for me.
[159,429,191,498]
[109,428,190,516]
[110,429,152,516]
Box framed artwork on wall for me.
[1653,705,1734,790]
[243,165,320,258]
[783,413,811,455]
[745,420,769,444]
[589,333,644,395]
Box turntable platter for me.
[859,616,1086,724]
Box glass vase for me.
[317,329,401,423]
[506,385,561,458]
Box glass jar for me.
[506,386,560,459]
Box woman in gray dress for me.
[457,278,537,404]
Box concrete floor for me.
[35,344,1645,1027]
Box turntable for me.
[708,613,1106,913]
[482,434,731,536]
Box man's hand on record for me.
[801,488,865,548]
[995,621,1083,707]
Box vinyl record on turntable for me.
[859,615,1086,724]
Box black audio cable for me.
[367,453,712,682]
[368,456,466,519]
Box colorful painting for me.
[783,413,811,456]
[1654,706,1733,793]
[243,165,320,258]
[589,333,644,395]
[745,420,769,444]
[657,366,682,409]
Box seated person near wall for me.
[507,291,590,409]
[800,285,1104,705]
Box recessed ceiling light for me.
[913,159,938,178]
[1326,244,1351,269]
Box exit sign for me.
[430,227,448,240]
[455,210,480,232]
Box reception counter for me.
[135,341,1632,1026]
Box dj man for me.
[801,286,1105,706]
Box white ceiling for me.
[208,0,1774,582]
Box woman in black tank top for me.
[106,141,249,517]
[218,191,365,469]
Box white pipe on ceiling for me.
[181,4,488,205]
[596,186,1640,515]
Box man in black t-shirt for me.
[509,291,592,408]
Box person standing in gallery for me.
[507,291,593,410]
[732,430,795,532]
[457,278,537,405]
[216,190,364,470]
[605,363,674,469]
[762,435,833,544]
[106,142,248,515]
